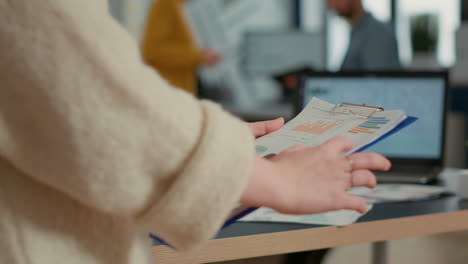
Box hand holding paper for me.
[241,136,390,215]
[238,97,417,227]
[152,97,416,246]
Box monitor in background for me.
[297,72,449,183]
[242,31,324,76]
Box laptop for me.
[296,71,449,184]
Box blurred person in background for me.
[142,0,221,94]
[328,0,401,71]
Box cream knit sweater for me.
[0,0,254,263]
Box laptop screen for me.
[300,73,447,160]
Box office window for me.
[326,0,392,71]
[397,0,461,67]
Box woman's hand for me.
[241,136,391,215]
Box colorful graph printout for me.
[293,120,344,135]
[349,117,390,134]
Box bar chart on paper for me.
[293,119,344,135]
[348,117,390,134]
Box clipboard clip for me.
[333,102,384,119]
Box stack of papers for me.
[239,205,372,226]
[239,184,449,227]
[349,184,450,204]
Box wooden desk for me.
[152,197,468,264]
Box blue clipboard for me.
[151,115,418,247]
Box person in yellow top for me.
[142,0,220,94]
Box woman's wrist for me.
[240,155,289,211]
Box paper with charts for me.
[255,97,408,157]
[239,205,372,226]
[244,97,407,226]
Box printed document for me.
[255,97,408,157]
[239,205,372,226]
[238,97,410,226]
[349,184,450,204]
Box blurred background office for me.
[108,0,466,155]
[108,0,468,263]
[108,0,463,110]
[108,0,462,73]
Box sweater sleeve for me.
[141,0,203,69]
[0,0,254,250]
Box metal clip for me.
[333,102,384,119]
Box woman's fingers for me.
[337,194,369,214]
[258,136,390,215]
[351,169,377,189]
[348,152,391,171]
[320,136,355,156]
